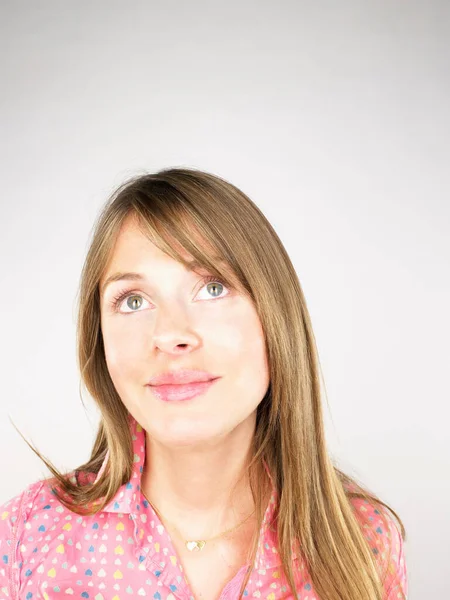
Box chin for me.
[150,419,232,448]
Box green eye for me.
[206,281,223,297]
[126,295,144,310]
[197,276,229,300]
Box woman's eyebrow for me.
[100,259,226,296]
[101,272,147,296]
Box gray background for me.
[1,2,449,598]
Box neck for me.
[140,417,258,541]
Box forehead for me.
[108,215,219,265]
[98,213,254,304]
[99,214,229,294]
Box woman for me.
[0,168,408,600]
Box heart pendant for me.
[185,540,206,552]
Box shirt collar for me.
[93,413,286,568]
[93,412,145,513]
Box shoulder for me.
[0,479,48,598]
[0,471,97,599]
[349,495,408,599]
[0,478,48,544]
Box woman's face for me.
[99,216,270,447]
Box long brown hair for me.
[15,167,406,600]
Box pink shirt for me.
[0,416,408,599]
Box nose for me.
[151,305,200,355]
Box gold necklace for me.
[141,489,256,552]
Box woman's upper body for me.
[0,417,408,600]
[1,168,409,600]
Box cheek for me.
[101,318,146,383]
[240,321,270,391]
[213,308,269,393]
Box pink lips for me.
[149,379,219,402]
[147,369,220,402]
